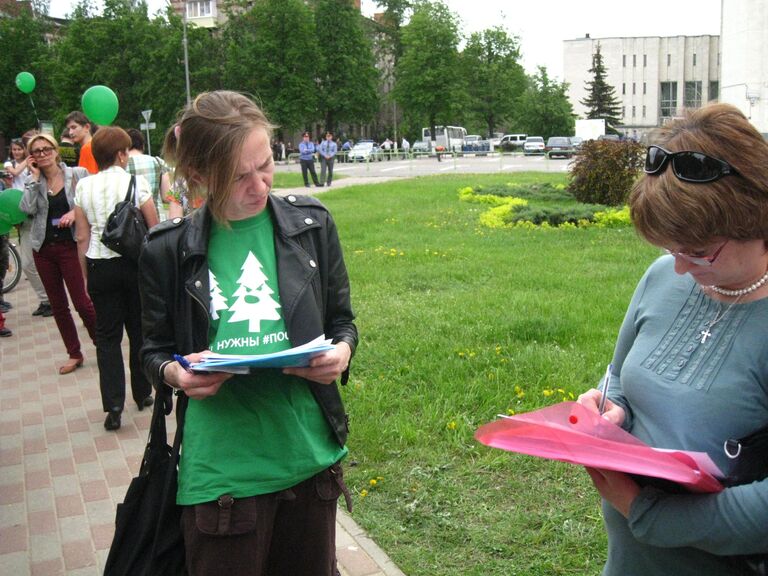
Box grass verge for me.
[319,172,659,575]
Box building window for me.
[709,81,719,101]
[685,81,702,108]
[622,106,626,118]
[643,82,647,95]
[642,105,646,118]
[660,82,677,117]
[622,83,626,95]
[632,83,636,95]
[633,54,636,67]
[623,54,626,67]
[693,53,697,66]
[667,54,671,67]
[187,0,212,18]
[643,54,647,67]
[632,105,636,117]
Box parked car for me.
[569,136,584,150]
[498,133,528,152]
[348,140,382,162]
[411,140,430,155]
[545,136,575,158]
[523,136,545,155]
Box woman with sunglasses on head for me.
[19,134,97,374]
[577,103,768,575]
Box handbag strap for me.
[124,175,137,207]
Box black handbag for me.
[723,425,768,576]
[104,393,188,576]
[101,175,148,261]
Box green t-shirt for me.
[177,210,347,505]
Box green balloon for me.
[81,85,119,126]
[15,71,36,94]
[0,188,26,230]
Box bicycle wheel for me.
[3,242,21,293]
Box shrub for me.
[508,203,609,226]
[568,140,645,206]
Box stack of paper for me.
[191,336,335,374]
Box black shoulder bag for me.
[104,392,188,576]
[723,425,768,576]
[101,175,148,261]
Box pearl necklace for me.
[707,269,768,297]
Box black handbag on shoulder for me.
[104,393,188,576]
[101,175,148,261]
[722,425,768,576]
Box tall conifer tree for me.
[580,43,622,133]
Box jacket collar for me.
[184,193,319,258]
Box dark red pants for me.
[182,464,346,576]
[33,240,96,359]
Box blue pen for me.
[598,363,612,415]
[173,354,193,373]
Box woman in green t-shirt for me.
[139,91,358,576]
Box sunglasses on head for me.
[644,145,737,183]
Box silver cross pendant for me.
[700,328,712,344]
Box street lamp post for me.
[182,2,192,105]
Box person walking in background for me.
[65,111,98,174]
[140,91,357,576]
[125,128,170,220]
[74,126,158,431]
[576,103,768,575]
[401,136,410,158]
[19,133,97,374]
[319,131,337,187]
[299,131,322,188]
[4,137,52,317]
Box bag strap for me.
[124,174,139,208]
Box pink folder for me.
[475,402,723,493]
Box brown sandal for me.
[59,358,84,375]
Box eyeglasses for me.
[644,145,737,183]
[30,146,55,157]
[665,240,729,267]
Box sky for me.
[46,0,723,80]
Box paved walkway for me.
[0,253,404,575]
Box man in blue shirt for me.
[319,132,337,186]
[298,132,322,188]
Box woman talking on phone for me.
[19,133,97,374]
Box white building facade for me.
[720,0,768,132]
[563,34,720,140]
[562,0,768,138]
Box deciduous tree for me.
[517,66,574,139]
[461,26,525,137]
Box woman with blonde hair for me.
[577,103,768,575]
[20,133,96,374]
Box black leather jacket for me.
[138,193,358,446]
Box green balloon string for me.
[28,94,40,125]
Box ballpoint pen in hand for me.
[173,353,193,373]
[598,363,612,415]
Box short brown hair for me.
[91,126,131,171]
[164,91,275,224]
[630,103,768,248]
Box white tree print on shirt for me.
[209,272,229,320]
[227,251,281,332]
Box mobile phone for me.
[30,161,38,169]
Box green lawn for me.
[317,173,660,575]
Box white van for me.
[498,134,528,151]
